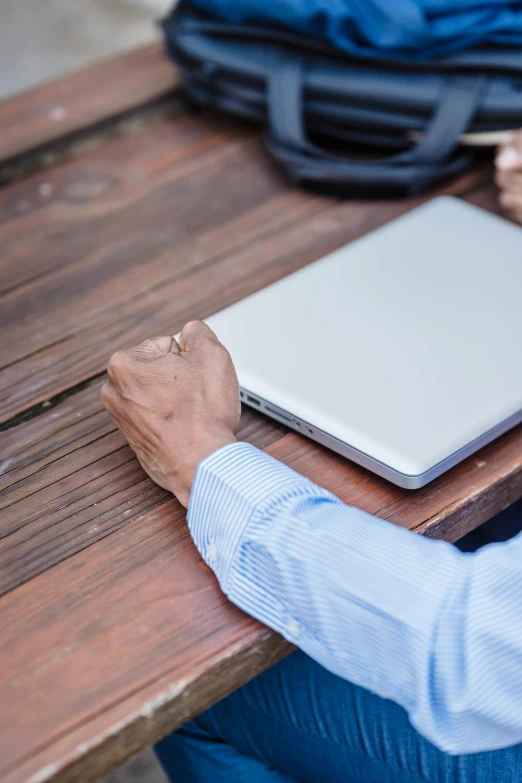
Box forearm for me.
[188,443,522,754]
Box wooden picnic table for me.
[1,42,521,783]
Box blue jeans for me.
[156,502,522,783]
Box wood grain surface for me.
[0,495,293,783]
[0,382,285,595]
[0,43,179,169]
[1,44,522,783]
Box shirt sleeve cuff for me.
[187,441,325,588]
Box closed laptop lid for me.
[206,197,522,478]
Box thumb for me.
[179,320,220,353]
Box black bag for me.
[163,1,522,196]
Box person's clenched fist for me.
[101,321,240,508]
[496,131,522,225]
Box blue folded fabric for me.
[192,0,522,59]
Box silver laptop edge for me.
[240,388,522,489]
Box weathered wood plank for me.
[0,380,285,595]
[0,43,179,168]
[0,113,256,316]
[0,496,293,783]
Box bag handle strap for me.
[267,50,486,195]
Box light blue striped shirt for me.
[187,442,522,755]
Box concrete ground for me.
[0,3,177,779]
[0,0,172,100]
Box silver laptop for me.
[205,197,522,488]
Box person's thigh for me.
[157,650,521,783]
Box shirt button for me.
[206,543,218,564]
[286,619,300,638]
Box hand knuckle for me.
[107,350,126,375]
